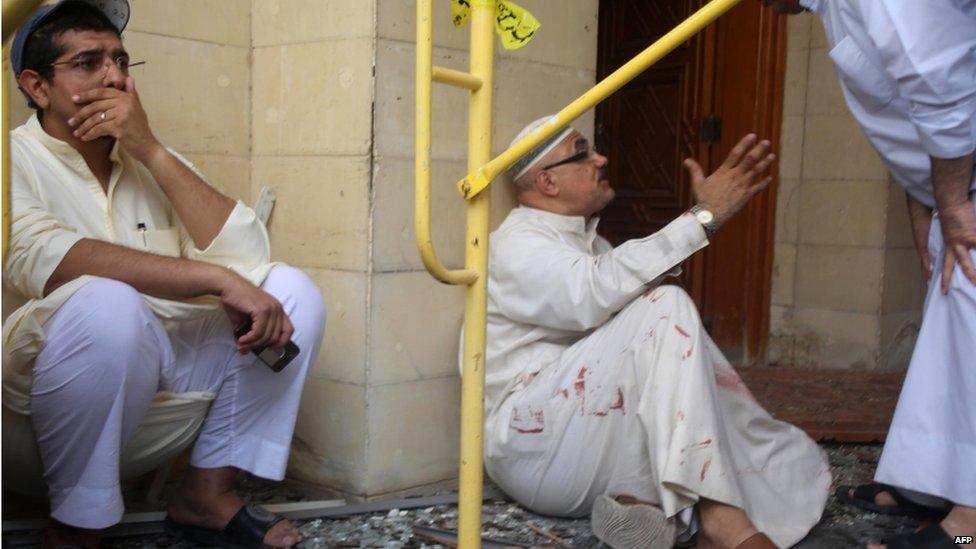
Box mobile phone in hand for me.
[234,319,300,372]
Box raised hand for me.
[683,134,775,231]
[67,76,163,163]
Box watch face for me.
[696,210,714,224]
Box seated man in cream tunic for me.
[4,1,325,547]
[475,117,831,549]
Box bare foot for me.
[698,499,765,549]
[42,520,101,549]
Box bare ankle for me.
[698,499,761,549]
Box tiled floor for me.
[738,367,906,442]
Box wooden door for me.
[596,0,786,365]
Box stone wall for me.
[768,13,926,370]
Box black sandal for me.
[834,483,947,520]
[882,523,958,549]
[164,504,294,548]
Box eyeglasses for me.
[50,53,145,78]
[540,142,600,171]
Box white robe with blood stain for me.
[474,206,831,547]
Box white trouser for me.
[30,265,326,529]
[876,205,976,507]
[485,286,831,548]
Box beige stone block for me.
[253,39,373,156]
[798,180,888,247]
[182,154,250,203]
[253,0,375,46]
[365,377,460,494]
[772,244,796,306]
[810,15,829,49]
[805,51,846,115]
[879,311,921,370]
[801,115,887,180]
[795,244,884,313]
[495,0,599,69]
[124,32,248,155]
[769,304,794,333]
[378,0,599,69]
[881,248,927,314]
[774,178,800,243]
[782,49,808,117]
[374,40,469,161]
[372,157,468,272]
[302,268,367,385]
[369,272,465,386]
[288,378,367,493]
[493,57,596,154]
[885,179,917,249]
[128,0,250,47]
[491,176,520,231]
[792,308,880,368]
[786,11,813,51]
[377,0,469,51]
[778,115,804,180]
[254,155,370,271]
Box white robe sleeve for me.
[860,0,976,158]
[490,213,707,332]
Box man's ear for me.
[17,70,51,110]
[535,170,560,198]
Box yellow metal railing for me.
[415,0,742,547]
[3,0,45,259]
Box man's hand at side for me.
[218,271,294,353]
[683,134,775,232]
[906,192,934,282]
[931,154,976,292]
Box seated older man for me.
[474,117,830,549]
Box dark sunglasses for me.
[540,148,595,171]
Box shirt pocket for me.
[828,35,896,113]
[133,227,181,258]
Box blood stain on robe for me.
[682,344,695,360]
[574,366,589,397]
[675,325,691,338]
[700,458,712,481]
[677,410,685,421]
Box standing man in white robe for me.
[474,117,831,549]
[762,1,976,547]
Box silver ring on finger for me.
[100,112,107,122]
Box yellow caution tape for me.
[452,0,540,50]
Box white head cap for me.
[509,115,575,181]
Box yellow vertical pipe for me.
[458,1,494,547]
[3,44,11,259]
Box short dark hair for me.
[19,1,120,109]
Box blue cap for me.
[11,0,130,76]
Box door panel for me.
[596,0,785,364]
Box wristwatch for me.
[689,204,718,237]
